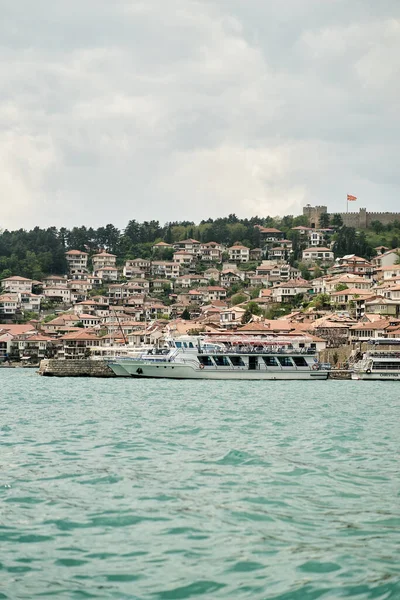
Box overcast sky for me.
[1,0,399,230]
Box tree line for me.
[0,212,392,281]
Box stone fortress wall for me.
[303,205,400,229]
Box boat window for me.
[372,361,400,370]
[214,355,230,366]
[198,355,214,366]
[263,356,278,367]
[229,356,245,367]
[277,356,294,367]
[292,356,308,367]
[175,342,182,348]
[188,342,194,348]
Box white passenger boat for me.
[91,345,155,377]
[107,335,329,380]
[352,339,400,381]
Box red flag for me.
[347,194,357,201]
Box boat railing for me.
[203,347,316,356]
[368,352,400,359]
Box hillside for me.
[1,213,400,280]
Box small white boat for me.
[107,335,329,380]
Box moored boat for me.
[352,338,400,381]
[107,335,329,380]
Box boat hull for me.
[352,371,400,381]
[108,362,131,377]
[123,363,328,380]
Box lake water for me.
[1,370,400,599]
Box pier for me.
[38,359,115,377]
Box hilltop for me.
[1,211,400,281]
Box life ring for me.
[366,369,371,374]
[312,364,319,371]
[199,363,205,369]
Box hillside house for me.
[228,244,250,263]
[92,252,117,270]
[65,250,88,275]
[302,247,334,264]
[1,276,33,294]
[372,249,400,269]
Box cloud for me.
[0,0,399,229]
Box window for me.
[263,356,278,367]
[372,362,400,370]
[214,355,230,366]
[198,355,214,366]
[293,356,308,367]
[277,356,293,367]
[229,356,245,367]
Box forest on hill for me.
[0,213,399,281]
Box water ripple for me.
[1,371,399,599]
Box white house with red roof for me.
[65,250,88,274]
[173,239,201,254]
[257,227,284,246]
[92,251,117,270]
[151,261,180,278]
[1,276,33,294]
[199,242,224,262]
[58,330,102,359]
[94,266,118,282]
[0,294,19,317]
[228,244,250,263]
[173,250,195,266]
[271,279,311,303]
[372,248,400,269]
[152,241,173,252]
[42,275,67,288]
[302,247,334,264]
[11,333,53,361]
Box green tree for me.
[181,308,191,320]
[241,309,252,324]
[312,293,331,310]
[331,214,343,228]
[319,213,330,228]
[43,313,58,323]
[371,220,384,234]
[250,286,263,299]
[231,293,248,306]
[245,300,262,316]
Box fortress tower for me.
[303,205,328,228]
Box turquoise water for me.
[1,371,400,599]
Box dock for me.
[328,369,353,380]
[38,359,116,377]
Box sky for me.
[1,0,399,230]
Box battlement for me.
[303,205,400,229]
[365,211,400,217]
